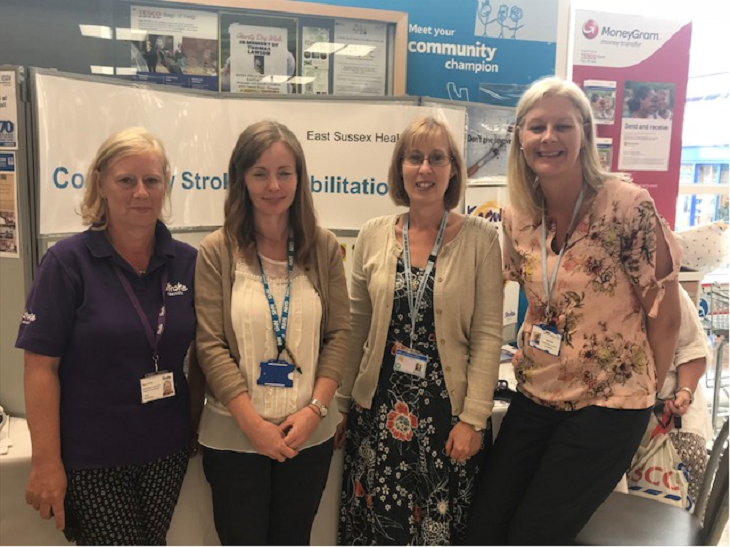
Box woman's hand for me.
[250,418,298,462]
[666,390,692,416]
[334,413,348,450]
[25,459,67,530]
[280,407,321,451]
[445,421,482,463]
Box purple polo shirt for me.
[16,222,197,470]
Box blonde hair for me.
[80,127,171,229]
[224,120,318,266]
[388,116,466,210]
[508,77,623,218]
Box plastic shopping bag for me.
[627,431,692,511]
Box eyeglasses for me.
[402,152,453,167]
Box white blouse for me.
[198,255,340,453]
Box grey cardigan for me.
[195,227,351,407]
[336,214,503,429]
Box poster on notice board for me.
[0,71,18,150]
[0,152,19,258]
[572,10,692,226]
[129,5,220,91]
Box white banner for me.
[35,73,465,235]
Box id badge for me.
[140,371,175,404]
[528,324,563,356]
[257,360,295,388]
[394,348,428,379]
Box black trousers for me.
[463,392,651,545]
[203,439,334,546]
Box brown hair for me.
[224,120,318,265]
[388,116,466,210]
[80,127,171,229]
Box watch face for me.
[320,406,328,417]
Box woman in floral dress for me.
[335,116,504,545]
[464,77,683,545]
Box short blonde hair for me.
[508,77,619,218]
[80,127,171,229]
[388,116,466,210]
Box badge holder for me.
[528,324,563,357]
[140,356,176,403]
[394,348,428,379]
[257,360,296,388]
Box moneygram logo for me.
[582,20,599,39]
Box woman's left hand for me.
[280,407,321,450]
[666,391,692,416]
[445,421,482,463]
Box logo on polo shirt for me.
[166,282,188,297]
[21,310,37,324]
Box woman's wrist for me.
[674,386,694,404]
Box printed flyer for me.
[229,24,290,94]
[333,20,387,96]
[0,71,18,150]
[0,152,19,257]
[130,5,219,91]
[464,102,515,185]
[302,26,331,95]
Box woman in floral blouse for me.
[464,77,682,545]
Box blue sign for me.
[296,0,558,103]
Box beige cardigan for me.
[195,227,351,407]
[336,214,504,429]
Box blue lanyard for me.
[114,264,168,373]
[541,185,585,318]
[257,237,294,359]
[403,210,449,345]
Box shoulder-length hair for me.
[388,115,466,211]
[508,77,622,219]
[80,127,171,229]
[224,120,318,265]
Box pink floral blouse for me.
[503,178,682,411]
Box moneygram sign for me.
[582,19,660,42]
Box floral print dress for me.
[339,257,486,546]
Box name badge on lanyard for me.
[535,185,585,357]
[113,264,175,404]
[397,210,449,377]
[255,237,297,389]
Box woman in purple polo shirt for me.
[16,127,202,545]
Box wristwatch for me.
[675,387,694,404]
[309,398,328,418]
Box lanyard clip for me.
[153,353,159,373]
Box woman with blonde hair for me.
[337,115,503,545]
[464,77,682,545]
[17,127,200,544]
[195,120,350,545]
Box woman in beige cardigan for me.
[336,116,504,545]
[195,121,350,545]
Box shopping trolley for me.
[703,282,729,432]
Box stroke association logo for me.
[582,19,599,40]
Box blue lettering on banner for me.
[52,168,229,191]
[310,175,389,196]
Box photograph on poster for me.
[583,80,616,125]
[623,81,675,120]
[596,138,613,171]
[465,103,515,183]
[129,5,219,90]
[220,13,297,94]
